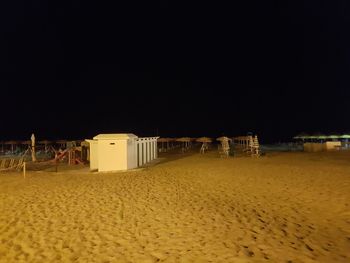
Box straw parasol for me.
[196,137,212,143]
[4,140,18,153]
[175,137,191,142]
[38,140,52,152]
[20,141,31,154]
[196,137,212,154]
[55,140,68,148]
[327,134,341,140]
[158,138,172,152]
[293,132,309,140]
[216,136,232,142]
[176,137,191,151]
[311,132,327,140]
[38,140,52,145]
[158,138,170,142]
[340,134,350,139]
[20,140,31,145]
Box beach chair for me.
[0,157,24,172]
[16,157,24,170]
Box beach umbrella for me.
[216,136,232,142]
[196,137,212,143]
[293,132,309,140]
[340,134,350,139]
[4,140,18,153]
[20,140,31,153]
[176,137,191,150]
[310,133,327,141]
[175,137,191,142]
[38,140,52,152]
[196,137,212,154]
[55,140,68,148]
[38,140,52,145]
[158,138,170,151]
[167,138,176,148]
[327,134,341,140]
[157,138,170,142]
[315,135,327,140]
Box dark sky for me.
[1,0,350,143]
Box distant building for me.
[293,133,349,152]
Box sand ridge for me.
[0,151,350,262]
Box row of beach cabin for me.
[293,133,350,152]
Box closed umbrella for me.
[31,133,37,162]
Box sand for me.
[0,150,350,263]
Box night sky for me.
[1,1,350,143]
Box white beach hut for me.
[86,134,138,172]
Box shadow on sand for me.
[142,147,202,167]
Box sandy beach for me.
[0,150,350,262]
